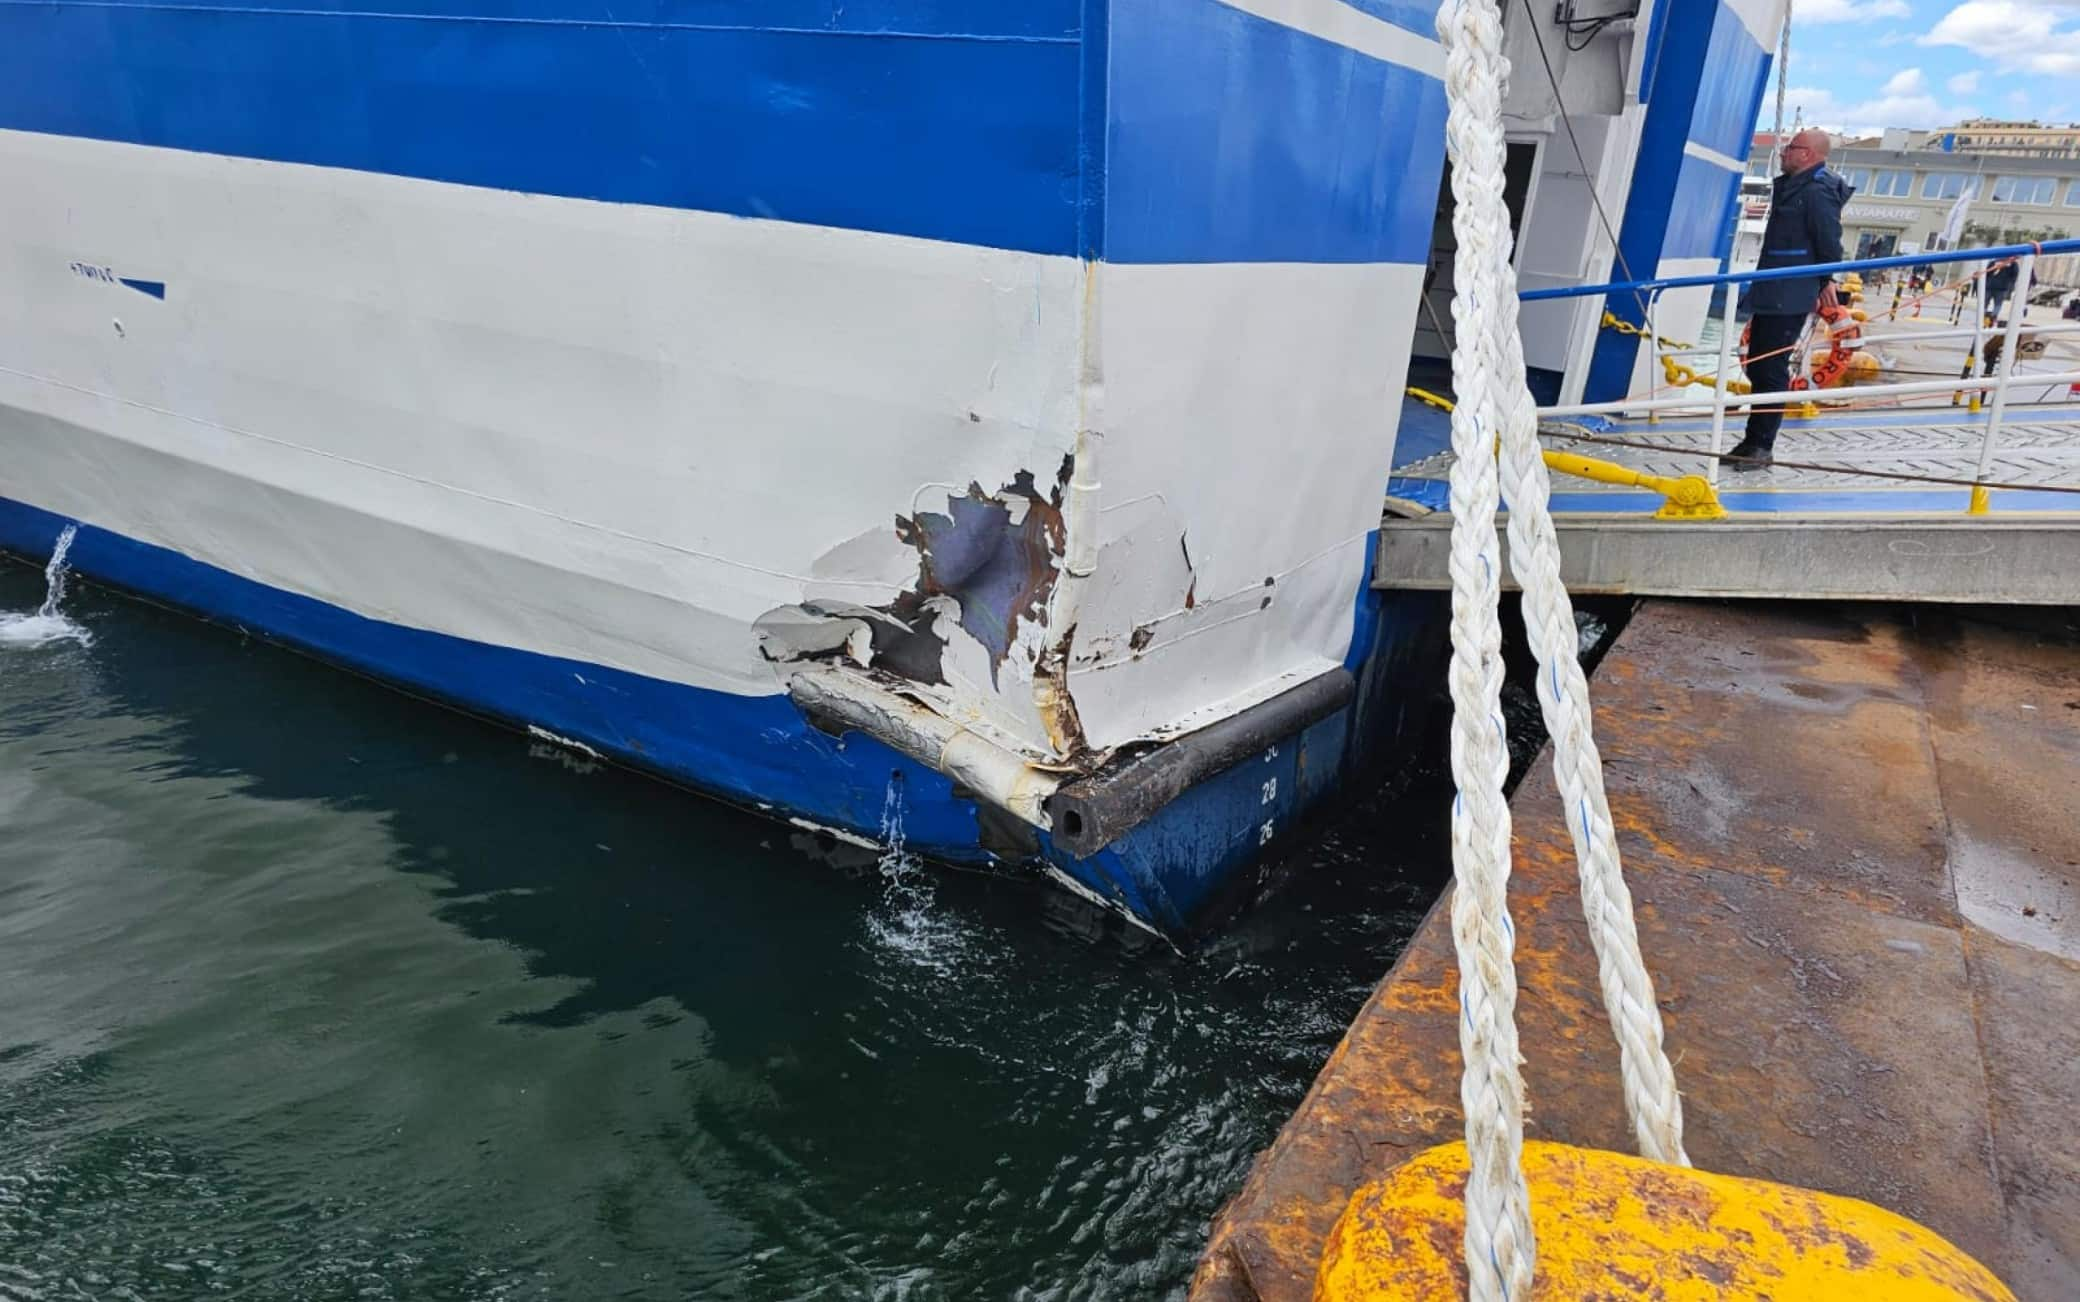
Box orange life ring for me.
[1794,302,1862,391]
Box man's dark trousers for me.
[1741,312,1806,454]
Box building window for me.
[1867,169,1914,197]
[1839,167,1872,190]
[1923,172,1972,200]
[1990,175,2056,204]
[2067,180,2080,207]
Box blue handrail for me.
[1520,237,2080,303]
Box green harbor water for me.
[0,556,1457,1300]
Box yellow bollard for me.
[1405,391,1724,520]
[1540,449,1725,520]
[1316,1141,2016,1301]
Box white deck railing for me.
[1520,241,2080,502]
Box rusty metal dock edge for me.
[1194,600,2080,1301]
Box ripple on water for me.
[0,558,1495,1300]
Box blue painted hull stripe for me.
[1683,13,1767,272]
[14,0,1083,36]
[1103,0,1446,263]
[1332,0,1450,40]
[0,0,1086,255]
[1586,0,1764,399]
[1664,150,1744,263]
[1,0,1446,263]
[1688,10,1768,164]
[6,4,1077,39]
[0,494,1395,933]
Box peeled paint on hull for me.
[761,456,1094,768]
[893,464,1068,687]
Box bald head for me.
[1781,129,1833,175]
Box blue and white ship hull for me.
[0,0,1782,934]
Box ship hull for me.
[0,0,1469,935]
[0,491,1448,937]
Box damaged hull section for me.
[1,496,1448,936]
[2,0,1458,934]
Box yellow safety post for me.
[1955,347,1982,412]
[1542,448,1725,520]
[1968,484,1992,515]
[1315,1141,2017,1301]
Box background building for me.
[1927,120,2080,160]
[1742,125,2080,279]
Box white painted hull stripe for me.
[1215,0,1446,76]
[1682,139,1744,174]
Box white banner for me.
[1938,181,1978,249]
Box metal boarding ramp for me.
[1377,240,2080,605]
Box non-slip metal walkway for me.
[1378,239,2080,606]
[1377,403,2080,605]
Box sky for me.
[1764,0,2080,136]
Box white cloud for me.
[2007,88,2034,110]
[1796,0,1912,22]
[1782,82,1985,135]
[1921,0,2080,77]
[1947,70,1982,93]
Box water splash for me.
[0,525,93,649]
[862,774,969,976]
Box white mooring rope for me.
[1434,0,1690,1297]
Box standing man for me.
[1984,258,2020,326]
[1727,129,1853,470]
